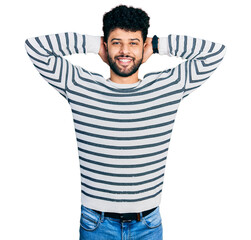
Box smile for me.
[116,57,133,66]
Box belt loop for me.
[138,212,143,221]
[100,211,105,222]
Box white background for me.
[1,0,250,239]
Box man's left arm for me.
[158,34,227,98]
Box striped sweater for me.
[24,32,226,213]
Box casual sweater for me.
[24,32,226,213]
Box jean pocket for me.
[142,207,162,229]
[80,205,101,231]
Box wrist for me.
[85,35,100,54]
[158,37,171,56]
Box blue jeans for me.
[79,205,163,240]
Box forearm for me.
[158,34,226,62]
[24,32,100,59]
[157,34,226,99]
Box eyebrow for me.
[111,38,140,42]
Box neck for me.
[110,70,139,84]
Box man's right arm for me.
[24,32,100,99]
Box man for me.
[24,4,226,240]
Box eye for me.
[130,42,137,45]
[112,42,120,45]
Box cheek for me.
[107,47,118,58]
[134,47,144,56]
[135,50,144,59]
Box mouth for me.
[116,57,133,66]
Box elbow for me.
[222,44,227,58]
[24,39,30,51]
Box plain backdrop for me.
[1,0,250,239]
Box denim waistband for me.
[91,207,157,222]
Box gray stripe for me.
[195,64,217,75]
[180,35,187,58]
[69,97,180,114]
[59,91,67,99]
[191,39,206,59]
[65,32,72,54]
[34,57,63,82]
[192,60,218,79]
[184,84,202,93]
[75,129,172,141]
[64,59,70,92]
[68,84,183,105]
[78,146,168,159]
[79,65,103,77]
[186,37,196,59]
[46,81,65,92]
[197,45,225,60]
[80,164,165,177]
[81,173,164,186]
[81,189,162,202]
[79,156,166,168]
[81,181,163,195]
[189,74,209,84]
[35,64,67,96]
[82,35,86,53]
[72,109,177,122]
[32,56,59,74]
[74,32,79,53]
[183,58,189,88]
[76,137,170,150]
[168,35,172,54]
[45,35,54,53]
[26,51,49,65]
[55,33,66,56]
[208,42,215,53]
[32,37,65,83]
[175,35,179,56]
[143,69,171,78]
[74,119,175,132]
[26,39,49,57]
[201,56,225,67]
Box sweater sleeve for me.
[158,34,227,99]
[24,32,100,99]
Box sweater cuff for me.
[85,35,100,54]
[158,37,171,56]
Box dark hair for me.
[102,5,150,43]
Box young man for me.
[24,5,226,240]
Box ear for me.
[104,42,108,51]
[142,39,152,64]
[142,42,148,63]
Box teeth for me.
[117,58,132,63]
[119,59,131,62]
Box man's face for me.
[104,28,145,77]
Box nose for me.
[119,43,130,55]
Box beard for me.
[107,52,143,78]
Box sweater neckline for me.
[106,78,143,89]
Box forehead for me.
[108,28,143,41]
